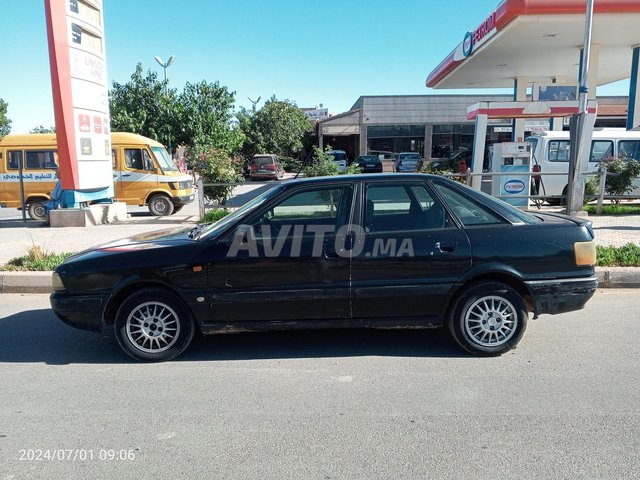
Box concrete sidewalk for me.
[0,203,639,292]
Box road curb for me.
[0,271,53,294]
[1,267,640,294]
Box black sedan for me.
[51,174,598,362]
[355,155,383,173]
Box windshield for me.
[330,152,347,161]
[399,154,421,160]
[151,146,177,172]
[198,184,285,239]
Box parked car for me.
[249,154,284,180]
[355,154,383,173]
[394,152,423,172]
[327,149,348,172]
[51,173,597,362]
[426,150,473,172]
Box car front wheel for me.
[28,200,47,221]
[148,194,174,216]
[448,281,527,356]
[114,288,195,362]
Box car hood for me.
[61,227,198,265]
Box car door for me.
[119,147,157,204]
[207,182,355,323]
[350,180,471,320]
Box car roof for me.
[280,172,439,187]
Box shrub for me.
[302,146,362,177]
[187,145,243,205]
[2,244,74,271]
[302,146,339,177]
[280,156,302,173]
[203,209,231,223]
[597,243,640,267]
[597,156,640,204]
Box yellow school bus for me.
[0,132,194,220]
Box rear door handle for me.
[435,241,456,253]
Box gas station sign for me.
[45,0,113,193]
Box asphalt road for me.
[0,290,638,480]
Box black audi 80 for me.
[50,174,598,361]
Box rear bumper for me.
[526,275,598,315]
[50,292,110,333]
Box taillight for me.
[251,165,258,170]
[574,240,596,266]
[266,164,276,171]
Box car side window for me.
[124,149,144,170]
[548,140,570,162]
[619,140,640,161]
[250,186,352,237]
[590,140,613,162]
[7,150,22,170]
[24,150,57,170]
[433,183,504,226]
[364,183,447,232]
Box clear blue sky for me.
[0,0,630,133]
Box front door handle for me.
[435,240,456,253]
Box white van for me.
[525,128,640,204]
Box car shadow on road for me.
[0,309,468,365]
[0,219,48,229]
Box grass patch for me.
[597,243,640,267]
[584,204,640,215]
[1,244,74,271]
[203,209,231,223]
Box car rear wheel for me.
[27,200,47,221]
[448,281,527,356]
[148,194,174,216]
[114,288,195,362]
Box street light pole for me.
[154,55,175,157]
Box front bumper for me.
[50,292,110,333]
[526,275,598,315]
[173,193,195,206]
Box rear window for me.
[329,152,347,161]
[399,154,421,160]
[252,156,275,165]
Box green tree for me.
[240,96,311,158]
[109,63,177,146]
[176,80,243,153]
[30,125,56,134]
[0,99,11,138]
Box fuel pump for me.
[490,142,532,208]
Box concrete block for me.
[49,202,128,227]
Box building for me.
[318,94,629,162]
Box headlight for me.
[168,181,192,190]
[52,272,66,292]
[574,241,596,266]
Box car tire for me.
[148,194,174,216]
[448,281,528,356]
[114,288,196,362]
[27,200,47,221]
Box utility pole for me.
[566,0,594,215]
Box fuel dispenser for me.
[490,142,532,208]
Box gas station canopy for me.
[426,0,640,89]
